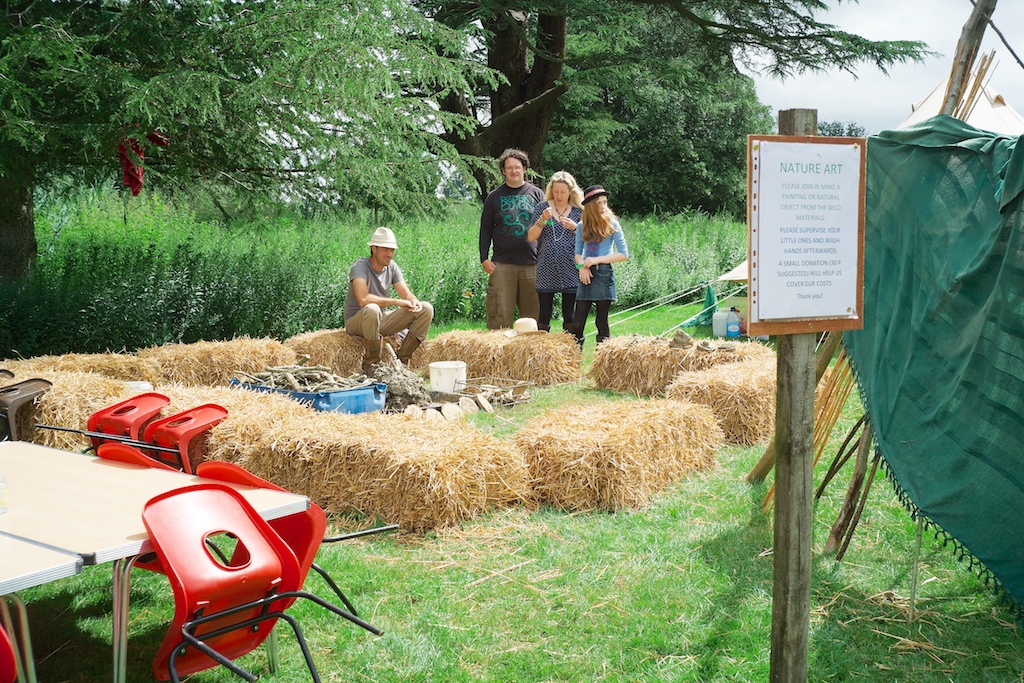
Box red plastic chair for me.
[195,461,397,618]
[87,392,170,447]
[142,483,379,682]
[142,404,228,474]
[97,442,179,471]
[0,625,16,683]
[196,462,325,575]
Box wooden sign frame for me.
[747,135,866,336]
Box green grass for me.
[17,315,1024,683]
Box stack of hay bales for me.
[416,330,582,385]
[219,410,535,531]
[589,335,774,396]
[665,355,777,445]
[138,337,296,385]
[515,399,723,512]
[283,328,416,376]
[3,353,163,385]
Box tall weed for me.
[1,188,747,356]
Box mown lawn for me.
[19,307,1024,682]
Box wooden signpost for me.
[749,109,865,682]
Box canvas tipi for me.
[898,77,1024,135]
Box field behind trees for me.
[0,188,746,358]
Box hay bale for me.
[231,411,535,531]
[416,330,582,385]
[515,399,723,512]
[2,353,163,385]
[665,355,777,445]
[155,383,318,467]
[589,335,774,396]
[284,328,420,376]
[1,370,131,450]
[283,329,364,376]
[138,337,297,386]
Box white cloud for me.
[746,0,1024,134]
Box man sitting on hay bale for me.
[345,227,434,373]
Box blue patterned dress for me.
[530,201,583,293]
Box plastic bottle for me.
[0,474,7,515]
[726,307,741,338]
[712,310,730,337]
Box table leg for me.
[111,557,138,683]
[0,594,37,683]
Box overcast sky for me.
[746,0,1024,134]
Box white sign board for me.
[748,136,865,334]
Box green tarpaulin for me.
[845,115,1024,610]
[681,285,717,327]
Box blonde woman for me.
[571,185,629,347]
[527,171,584,332]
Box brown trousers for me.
[345,302,434,342]
[485,263,539,329]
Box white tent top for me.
[719,260,749,282]
[898,78,1024,136]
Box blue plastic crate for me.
[229,379,386,414]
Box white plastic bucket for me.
[712,310,730,338]
[429,361,466,394]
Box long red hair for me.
[581,200,617,243]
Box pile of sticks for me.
[235,365,372,393]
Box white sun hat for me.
[504,317,546,337]
[368,227,398,249]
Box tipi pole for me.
[909,516,925,623]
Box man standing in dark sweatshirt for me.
[479,148,545,329]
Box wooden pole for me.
[770,108,817,683]
[941,0,997,116]
[747,331,841,483]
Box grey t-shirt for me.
[344,257,405,322]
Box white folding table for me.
[0,535,83,683]
[0,440,310,683]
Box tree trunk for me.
[440,10,567,197]
[0,165,36,281]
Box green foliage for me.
[0,189,746,356]
[0,0,487,217]
[546,6,773,217]
[819,120,869,137]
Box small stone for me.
[440,403,465,421]
[459,397,479,414]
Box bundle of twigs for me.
[235,364,371,393]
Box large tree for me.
[546,4,774,216]
[0,0,486,279]
[422,0,930,194]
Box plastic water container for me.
[726,307,741,338]
[712,310,730,337]
[429,361,466,394]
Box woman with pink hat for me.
[571,185,629,348]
